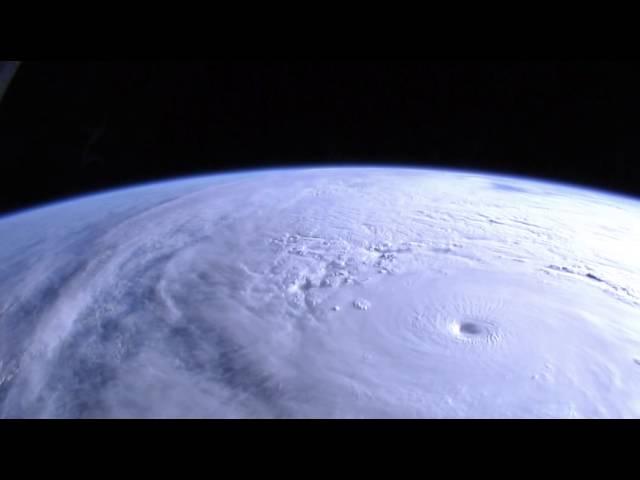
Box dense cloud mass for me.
[0,167,639,418]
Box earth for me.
[1,167,639,418]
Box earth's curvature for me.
[1,167,639,418]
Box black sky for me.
[1,60,639,215]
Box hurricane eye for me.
[459,322,483,335]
